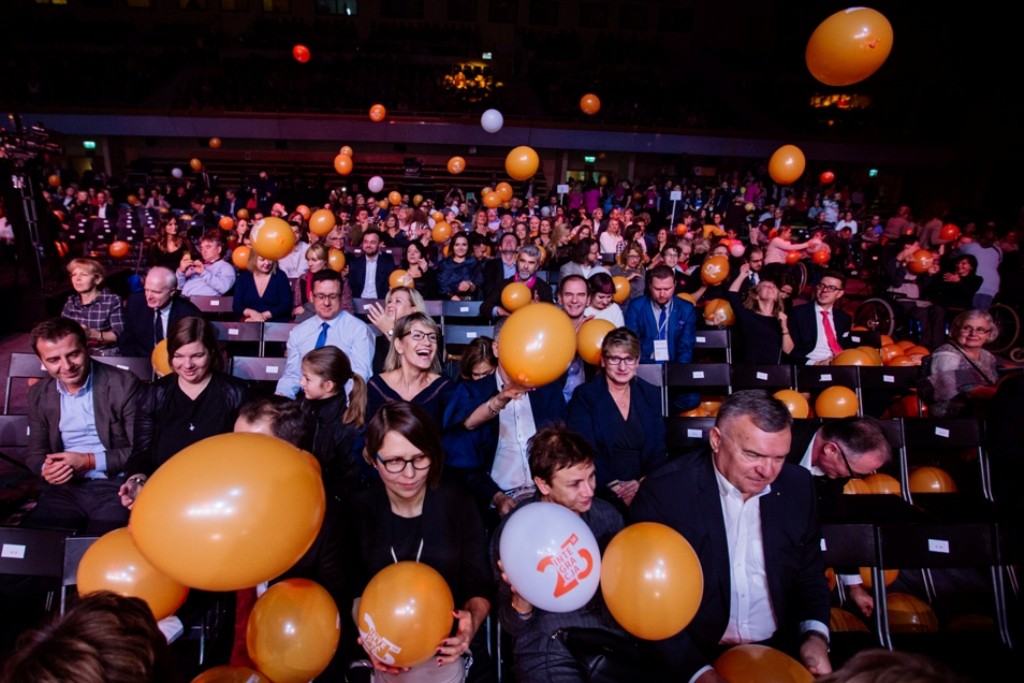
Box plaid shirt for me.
[61,291,125,353]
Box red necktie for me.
[821,310,843,356]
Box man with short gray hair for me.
[119,266,201,356]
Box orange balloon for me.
[77,528,189,620]
[785,250,802,265]
[714,644,813,683]
[127,194,140,206]
[880,334,895,346]
[830,607,869,633]
[327,248,347,273]
[701,397,723,417]
[208,137,222,150]
[806,7,894,87]
[309,208,336,237]
[378,199,389,210]
[333,154,353,176]
[909,466,957,494]
[703,299,735,327]
[895,340,916,351]
[47,174,61,187]
[495,182,514,202]
[294,204,311,221]
[357,562,454,668]
[483,191,502,209]
[859,567,899,589]
[236,208,249,220]
[389,269,414,289]
[812,248,831,265]
[843,479,872,495]
[676,292,697,305]
[247,579,340,683]
[579,93,601,115]
[768,145,806,186]
[774,389,810,419]
[190,158,203,172]
[191,666,271,683]
[505,146,540,181]
[887,593,939,634]
[940,223,961,242]
[611,276,630,304]
[700,255,730,285]
[339,145,353,158]
[129,433,325,592]
[832,348,873,366]
[905,345,931,363]
[151,339,172,377]
[430,210,444,222]
[880,344,903,363]
[369,103,387,122]
[252,217,297,260]
[231,245,251,270]
[498,303,577,388]
[388,191,402,206]
[856,346,883,366]
[501,282,532,312]
[432,221,452,244]
[907,249,935,274]
[885,354,914,367]
[576,318,616,366]
[825,567,836,591]
[814,385,858,418]
[108,240,130,259]
[218,216,234,231]
[864,473,901,496]
[601,522,703,641]
[447,156,466,174]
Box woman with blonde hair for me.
[61,258,125,356]
[232,249,293,322]
[727,263,793,364]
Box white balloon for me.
[481,109,504,134]
[368,176,384,193]
[729,243,746,258]
[171,167,183,179]
[498,501,601,613]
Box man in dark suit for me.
[787,270,854,365]
[481,231,520,301]
[119,266,202,356]
[632,390,832,681]
[220,188,245,218]
[481,244,553,319]
[346,229,394,301]
[24,317,141,534]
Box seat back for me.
[693,329,732,363]
[92,356,153,382]
[0,526,72,579]
[230,356,286,383]
[5,352,48,414]
[61,535,100,614]
[187,295,231,315]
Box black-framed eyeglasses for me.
[313,293,341,302]
[376,453,431,473]
[604,355,639,367]
[404,330,438,344]
[817,283,843,293]
[832,442,874,479]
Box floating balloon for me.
[774,389,810,419]
[171,167,183,179]
[208,137,222,150]
[579,93,601,115]
[482,191,502,209]
[218,216,234,231]
[252,217,297,260]
[388,191,402,206]
[189,158,203,172]
[77,528,189,620]
[357,562,454,668]
[108,241,130,259]
[577,318,616,365]
[820,171,835,185]
[481,108,504,133]
[499,502,602,613]
[704,299,735,327]
[431,221,452,244]
[768,145,806,186]
[674,223,688,236]
[501,282,532,313]
[714,644,813,683]
[294,204,311,222]
[447,156,466,174]
[292,44,311,63]
[864,473,901,496]
[601,522,703,641]
[815,385,858,418]
[151,339,172,377]
[498,303,576,388]
[812,248,831,265]
[231,245,251,270]
[907,249,935,274]
[832,348,873,366]
[701,255,730,284]
[909,466,957,493]
[806,8,894,87]
[611,276,630,304]
[495,182,514,202]
[389,269,413,289]
[236,208,249,220]
[412,194,423,207]
[785,250,802,265]
[729,243,746,258]
[191,666,271,683]
[887,593,939,634]
[339,145,353,158]
[247,579,340,683]
[367,176,384,193]
[309,208,336,237]
[333,154,353,176]
[505,146,539,181]
[129,433,325,591]
[327,248,346,273]
[940,223,961,242]
[47,174,60,187]
[369,104,387,122]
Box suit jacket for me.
[622,295,697,363]
[481,256,516,301]
[119,293,202,356]
[347,253,395,300]
[27,361,142,477]
[631,451,830,679]
[787,303,853,365]
[480,274,553,319]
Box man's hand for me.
[799,634,832,675]
[41,452,85,485]
[612,479,641,506]
[178,255,192,274]
[847,583,875,618]
[118,477,146,510]
[493,492,518,517]
[191,261,205,275]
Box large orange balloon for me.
[885,354,915,367]
[432,221,452,244]
[309,208,336,237]
[447,156,466,174]
[576,318,616,366]
[856,346,883,366]
[703,299,735,327]
[714,644,813,683]
[880,344,903,363]
[768,145,806,186]
[909,466,957,494]
[505,146,540,181]
[832,348,873,366]
[129,433,325,591]
[611,276,630,304]
[843,479,872,495]
[806,8,894,87]
[579,93,601,115]
[333,154,353,176]
[887,593,939,634]
[77,527,189,620]
[389,269,414,289]
[357,562,454,668]
[676,292,697,305]
[701,255,730,284]
[864,473,902,496]
[501,282,532,312]
[495,182,514,202]
[327,248,346,273]
[483,191,502,209]
[815,385,858,418]
[294,204,311,222]
[191,666,271,683]
[108,240,130,259]
[231,245,251,270]
[498,303,577,388]
[369,103,387,122]
[151,339,172,377]
[388,191,402,206]
[218,216,234,231]
[907,249,935,274]
[247,579,340,683]
[252,217,297,260]
[774,389,810,419]
[601,522,703,641]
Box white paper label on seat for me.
[687,429,702,438]
[935,427,950,438]
[696,336,706,343]
[820,374,832,381]
[229,328,240,336]
[467,332,477,338]
[820,538,827,551]
[116,365,129,371]
[363,303,372,310]
[1,544,26,559]
[756,372,768,380]
[928,539,950,554]
[266,366,279,374]
[883,374,894,383]
[459,306,469,312]
[851,336,861,343]
[211,300,220,306]
[693,371,705,379]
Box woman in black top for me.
[727,263,794,364]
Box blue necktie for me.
[657,304,667,339]
[314,322,329,350]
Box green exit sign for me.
[83,140,97,149]
[583,155,596,163]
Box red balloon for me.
[292,44,311,63]
[940,223,961,241]
[785,251,802,265]
[907,249,935,274]
[812,249,830,265]
[109,241,130,259]
[579,93,601,115]
[369,104,387,122]
[820,171,835,185]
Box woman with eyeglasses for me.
[922,309,1001,418]
[349,401,495,682]
[365,312,454,428]
[567,328,666,513]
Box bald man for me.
[119,266,202,356]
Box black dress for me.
[365,374,454,427]
[728,290,785,364]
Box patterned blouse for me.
[61,291,125,355]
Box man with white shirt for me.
[787,271,852,365]
[632,390,832,681]
[119,267,202,356]
[275,270,374,398]
[177,231,236,297]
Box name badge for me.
[653,339,669,362]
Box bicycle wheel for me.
[985,303,1020,355]
[854,297,896,338]
[794,261,809,296]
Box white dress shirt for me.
[806,303,838,364]
[178,259,236,297]
[276,311,375,398]
[491,372,537,496]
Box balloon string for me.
[390,538,425,565]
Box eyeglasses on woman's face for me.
[375,453,431,473]
[603,355,638,367]
[404,330,438,344]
